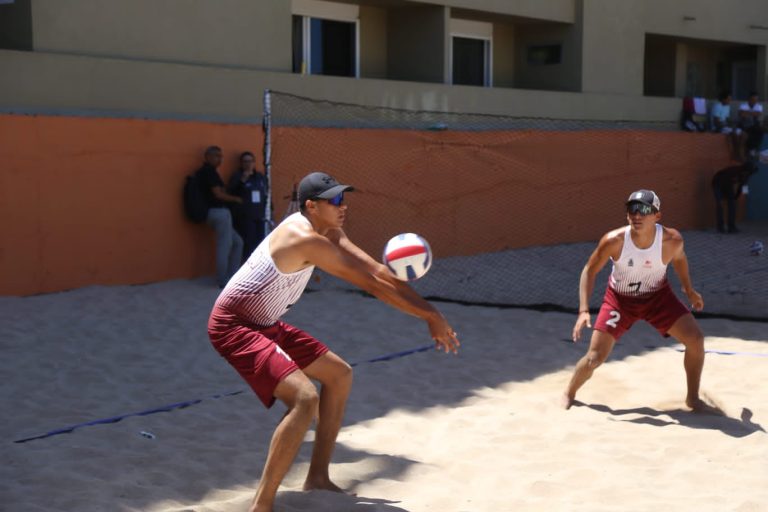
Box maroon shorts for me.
[593,284,690,341]
[208,305,329,408]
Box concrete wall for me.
[0,49,683,123]
[420,0,576,23]
[387,5,448,84]
[514,23,581,92]
[4,0,765,108]
[640,0,768,43]
[31,0,291,70]
[492,22,515,88]
[580,0,768,97]
[580,0,645,95]
[359,5,388,80]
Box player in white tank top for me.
[208,172,460,511]
[215,212,315,327]
[562,189,715,413]
[608,224,667,297]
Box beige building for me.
[1,0,767,122]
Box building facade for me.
[1,0,767,122]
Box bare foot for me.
[686,397,724,415]
[561,393,575,410]
[249,501,273,512]
[303,477,351,494]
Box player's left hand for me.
[427,314,460,354]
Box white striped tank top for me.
[608,224,668,297]
[214,212,315,327]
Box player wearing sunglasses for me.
[208,171,459,512]
[562,189,712,413]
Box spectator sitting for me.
[681,96,707,132]
[711,161,757,234]
[711,91,734,133]
[737,91,764,161]
[197,146,244,287]
[226,151,269,262]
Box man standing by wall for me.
[197,145,244,287]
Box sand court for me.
[1,280,766,512]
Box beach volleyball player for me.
[207,171,460,512]
[562,190,711,412]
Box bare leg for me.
[251,371,319,512]
[666,313,709,411]
[562,330,617,409]
[300,351,353,492]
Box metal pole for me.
[262,89,273,233]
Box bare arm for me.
[572,232,619,342]
[668,233,704,311]
[212,185,243,204]
[302,230,459,353]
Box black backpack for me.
[183,170,208,223]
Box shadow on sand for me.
[578,401,766,438]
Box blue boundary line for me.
[12,344,435,444]
[674,348,768,357]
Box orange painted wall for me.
[1,115,731,296]
[269,127,733,259]
[0,114,262,296]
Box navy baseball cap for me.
[626,189,661,211]
[298,172,354,205]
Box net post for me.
[262,88,273,234]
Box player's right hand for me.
[572,312,591,342]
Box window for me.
[527,45,562,65]
[292,0,359,78]
[453,37,490,86]
[450,19,492,87]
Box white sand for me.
[2,279,766,512]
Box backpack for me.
[183,170,208,223]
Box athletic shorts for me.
[207,305,329,408]
[593,284,690,341]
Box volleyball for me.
[383,233,433,281]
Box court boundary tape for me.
[12,343,435,444]
[14,340,766,443]
[673,347,768,357]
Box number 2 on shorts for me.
[606,310,621,328]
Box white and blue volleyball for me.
[383,233,433,281]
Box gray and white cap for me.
[626,189,660,211]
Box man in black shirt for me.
[197,146,244,286]
[711,162,757,234]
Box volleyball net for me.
[264,91,767,320]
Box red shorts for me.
[208,305,329,408]
[593,284,690,341]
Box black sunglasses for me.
[627,202,655,216]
